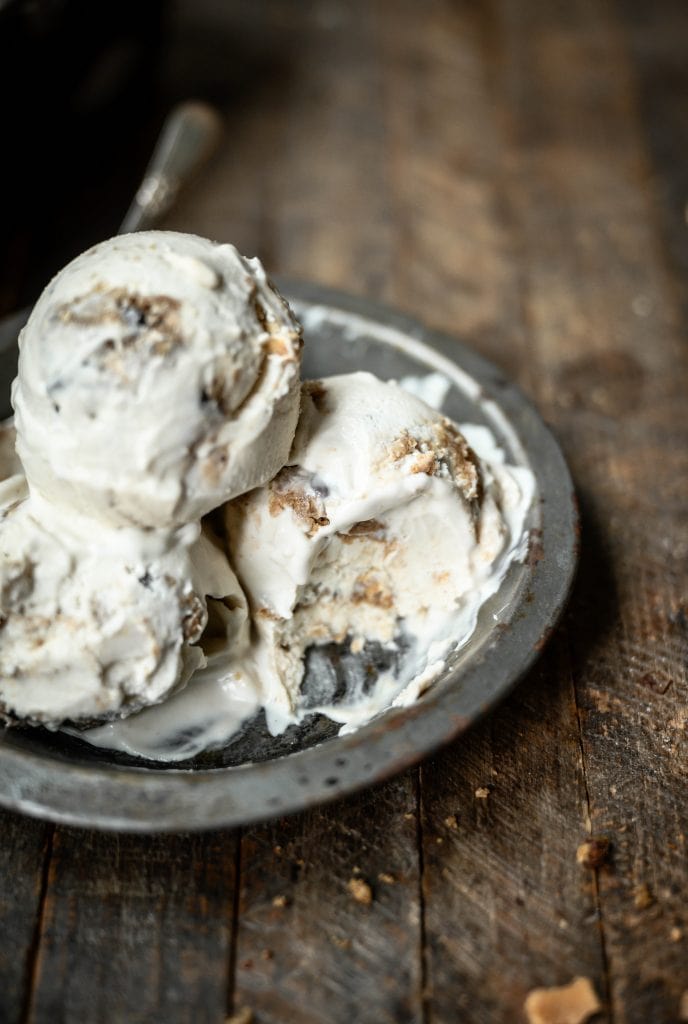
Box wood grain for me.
[0,814,51,1024]
[232,776,423,1024]
[494,0,688,1020]
[419,651,608,1023]
[619,0,688,328]
[24,829,238,1024]
[164,0,394,297]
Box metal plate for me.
[0,284,578,831]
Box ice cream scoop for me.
[13,231,302,529]
[51,371,534,759]
[1,230,297,725]
[226,372,535,731]
[0,487,248,725]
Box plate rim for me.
[0,282,578,831]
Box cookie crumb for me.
[348,877,373,905]
[670,926,683,942]
[444,815,458,830]
[475,786,490,799]
[576,837,609,869]
[378,872,396,884]
[226,1009,253,1024]
[524,976,601,1024]
[272,894,289,908]
[404,812,414,820]
[633,883,653,910]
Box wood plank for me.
[618,0,688,326]
[164,0,395,300]
[0,813,51,1024]
[494,0,688,1020]
[381,0,529,382]
[232,776,423,1024]
[157,0,289,263]
[381,2,610,1019]
[420,650,607,1022]
[25,829,238,1024]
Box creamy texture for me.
[223,372,535,735]
[0,232,301,725]
[13,231,302,529]
[398,371,451,410]
[81,653,260,761]
[0,488,248,723]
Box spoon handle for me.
[118,101,222,234]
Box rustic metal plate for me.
[0,284,578,831]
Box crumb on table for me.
[225,1009,253,1024]
[575,837,610,869]
[347,877,373,905]
[524,976,602,1024]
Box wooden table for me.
[1,2,686,1021]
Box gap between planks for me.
[19,824,54,1024]
[416,767,430,1024]
[568,631,615,1024]
[226,828,244,1019]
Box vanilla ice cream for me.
[1,230,297,726]
[0,485,249,724]
[225,372,535,732]
[13,231,302,529]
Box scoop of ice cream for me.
[13,231,302,528]
[0,492,248,725]
[225,372,534,730]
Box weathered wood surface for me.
[0,814,51,1023]
[24,829,239,1023]
[1,1,687,1022]
[233,776,423,1024]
